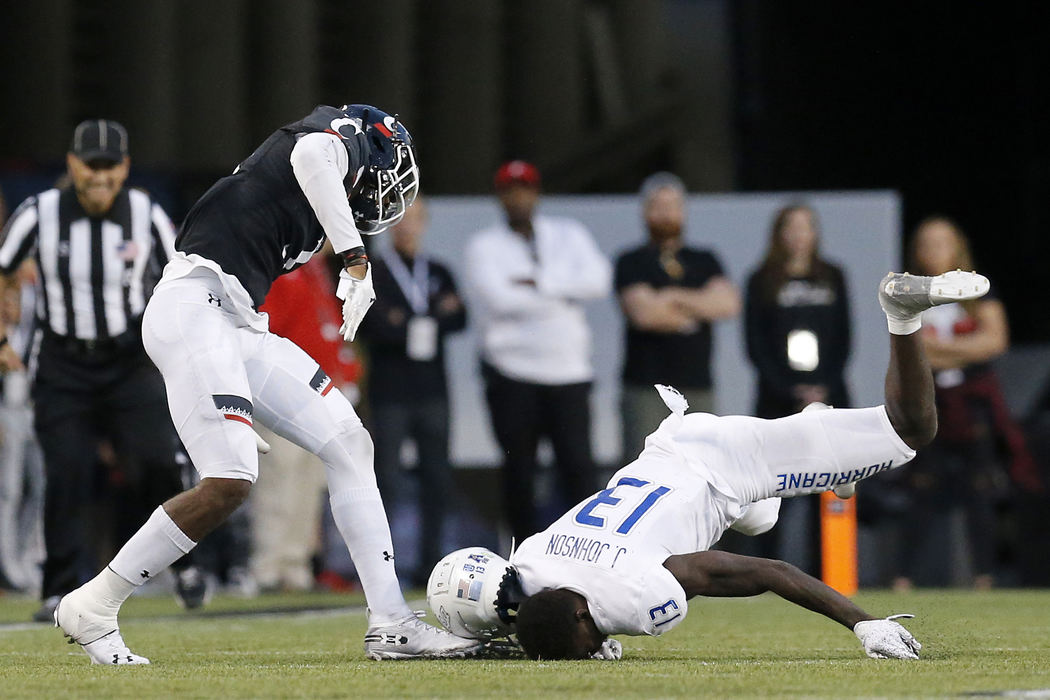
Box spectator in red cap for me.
[464,161,612,543]
[494,160,542,189]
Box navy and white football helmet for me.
[342,104,419,235]
[427,547,520,640]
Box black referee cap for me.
[70,119,129,162]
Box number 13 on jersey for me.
[574,477,672,535]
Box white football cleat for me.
[54,590,149,665]
[364,613,483,660]
[878,270,989,334]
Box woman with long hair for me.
[734,204,851,574]
[746,204,851,419]
[891,216,1036,590]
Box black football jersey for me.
[175,105,371,307]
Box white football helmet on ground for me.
[427,547,516,640]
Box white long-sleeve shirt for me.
[465,215,612,385]
[289,131,364,256]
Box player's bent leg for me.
[679,270,991,506]
[244,334,481,659]
[54,280,263,666]
[163,478,252,541]
[879,270,989,447]
[672,406,917,504]
[142,279,261,491]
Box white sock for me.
[330,487,413,624]
[886,314,922,335]
[109,506,197,589]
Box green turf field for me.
[1,589,1048,698]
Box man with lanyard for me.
[358,196,467,586]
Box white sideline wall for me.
[369,191,901,466]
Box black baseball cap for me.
[70,119,129,162]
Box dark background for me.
[2,0,1047,340]
[733,1,1050,342]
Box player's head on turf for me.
[67,119,130,217]
[515,589,605,660]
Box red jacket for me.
[260,257,361,386]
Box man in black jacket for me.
[359,197,466,585]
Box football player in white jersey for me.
[428,271,989,661]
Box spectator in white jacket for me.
[465,161,612,543]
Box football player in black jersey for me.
[54,105,481,663]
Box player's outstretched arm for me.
[663,551,921,659]
[664,551,870,627]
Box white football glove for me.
[853,614,922,659]
[591,638,622,660]
[335,264,376,342]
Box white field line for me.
[0,603,373,636]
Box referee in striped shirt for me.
[0,120,206,619]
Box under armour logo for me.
[365,633,408,645]
[382,551,394,562]
[208,293,222,307]
[140,569,150,579]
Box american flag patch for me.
[456,578,483,602]
[116,240,140,261]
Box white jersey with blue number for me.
[511,451,723,636]
[511,385,916,637]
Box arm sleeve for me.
[535,221,613,301]
[290,131,364,255]
[149,202,177,267]
[614,250,644,291]
[0,197,40,274]
[700,251,726,281]
[434,263,468,333]
[633,565,689,636]
[464,236,550,317]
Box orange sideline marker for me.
[820,490,858,596]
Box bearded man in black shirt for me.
[615,172,741,462]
